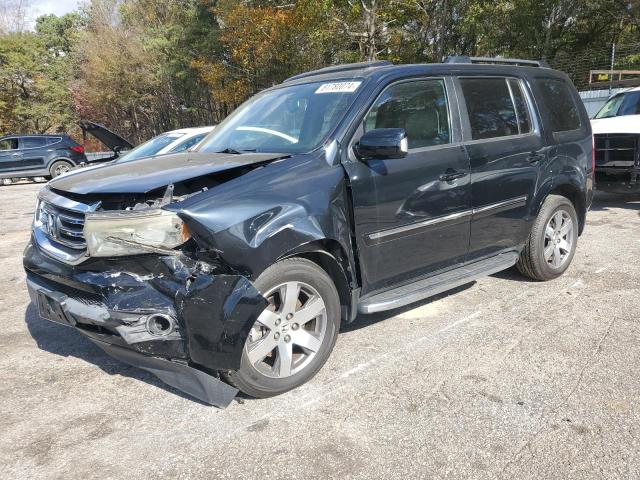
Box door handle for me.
[528,152,545,164]
[12,153,21,156]
[439,170,467,182]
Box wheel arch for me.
[49,157,76,166]
[534,178,587,236]
[277,240,358,324]
[548,183,586,235]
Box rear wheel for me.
[225,258,340,398]
[49,160,73,178]
[517,194,578,281]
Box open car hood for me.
[48,151,289,195]
[79,121,134,152]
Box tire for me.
[225,258,341,398]
[49,160,73,178]
[517,194,579,281]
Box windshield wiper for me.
[216,147,257,154]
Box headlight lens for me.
[84,209,190,257]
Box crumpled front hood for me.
[591,115,640,135]
[49,151,288,195]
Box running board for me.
[358,252,520,314]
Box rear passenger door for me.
[19,137,48,170]
[457,76,545,260]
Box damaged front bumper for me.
[24,240,268,407]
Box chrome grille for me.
[39,202,86,250]
[34,188,97,264]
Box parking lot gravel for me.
[1,182,639,479]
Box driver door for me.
[343,78,471,295]
[0,137,21,173]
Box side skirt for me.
[357,251,520,314]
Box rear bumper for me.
[24,239,268,406]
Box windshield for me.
[197,80,363,154]
[594,91,640,119]
[118,133,184,162]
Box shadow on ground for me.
[590,190,640,212]
[24,302,210,405]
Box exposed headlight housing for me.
[84,209,190,257]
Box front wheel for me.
[517,194,579,281]
[225,258,341,398]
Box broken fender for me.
[24,241,268,405]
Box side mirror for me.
[354,128,408,160]
[113,145,122,157]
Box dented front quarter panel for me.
[168,152,355,280]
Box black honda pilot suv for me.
[24,57,594,406]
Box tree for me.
[0,31,76,134]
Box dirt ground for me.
[1,182,639,479]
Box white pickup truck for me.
[591,86,640,193]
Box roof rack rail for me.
[444,56,550,68]
[284,61,393,83]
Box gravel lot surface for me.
[1,182,639,479]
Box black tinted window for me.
[508,79,532,134]
[0,138,18,150]
[536,78,581,132]
[460,78,520,140]
[364,79,450,149]
[47,136,62,145]
[21,137,47,149]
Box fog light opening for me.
[146,314,175,336]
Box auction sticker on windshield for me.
[315,82,362,94]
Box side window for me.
[21,137,47,149]
[535,78,581,132]
[0,138,18,150]
[460,77,524,140]
[507,79,532,134]
[171,133,206,152]
[364,79,451,149]
[47,136,62,145]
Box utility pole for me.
[609,43,616,95]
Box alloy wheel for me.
[245,281,327,378]
[544,209,574,269]
[55,164,70,176]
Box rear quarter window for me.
[459,77,533,140]
[535,78,582,132]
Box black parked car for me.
[24,57,594,406]
[0,123,133,183]
[0,134,87,181]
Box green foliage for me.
[0,0,639,141]
[0,30,76,134]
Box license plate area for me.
[37,290,71,326]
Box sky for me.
[29,0,81,26]
[32,0,80,17]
